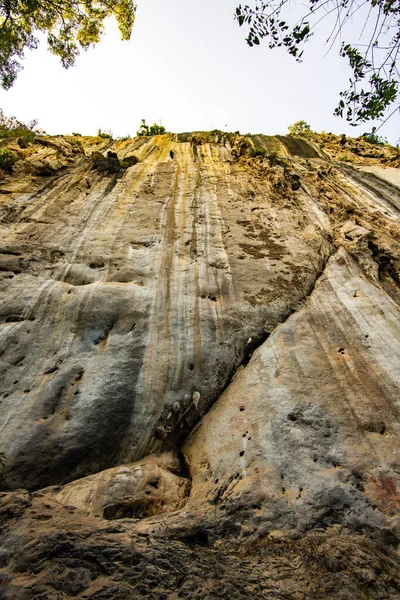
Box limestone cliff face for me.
[0,131,399,599]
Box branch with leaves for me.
[235,0,400,124]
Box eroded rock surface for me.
[0,131,399,598]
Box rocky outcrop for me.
[0,131,399,598]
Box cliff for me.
[0,130,399,599]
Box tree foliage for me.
[136,119,166,136]
[0,0,136,89]
[235,0,400,124]
[287,120,312,135]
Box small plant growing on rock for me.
[119,155,139,169]
[0,148,17,172]
[249,146,267,158]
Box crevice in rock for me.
[241,331,270,367]
[367,240,400,305]
[166,248,335,456]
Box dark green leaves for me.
[136,119,167,136]
[235,0,400,124]
[235,2,312,57]
[335,75,398,123]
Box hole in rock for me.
[338,347,345,354]
[288,413,297,421]
[103,502,147,520]
[148,478,160,489]
[208,296,217,302]
[239,451,245,457]
[214,479,219,484]
[181,530,209,547]
[239,407,245,412]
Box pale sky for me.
[0,0,398,143]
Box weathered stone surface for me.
[1,489,400,600]
[179,250,400,540]
[0,131,399,598]
[55,451,191,519]
[91,150,121,173]
[0,132,338,489]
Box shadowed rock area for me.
[0,131,399,598]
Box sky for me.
[0,0,398,143]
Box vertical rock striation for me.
[0,131,399,599]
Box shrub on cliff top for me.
[97,129,114,140]
[136,119,166,136]
[287,120,313,136]
[361,132,388,145]
[0,109,43,139]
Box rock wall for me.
[0,131,399,599]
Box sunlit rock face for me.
[0,131,400,599]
